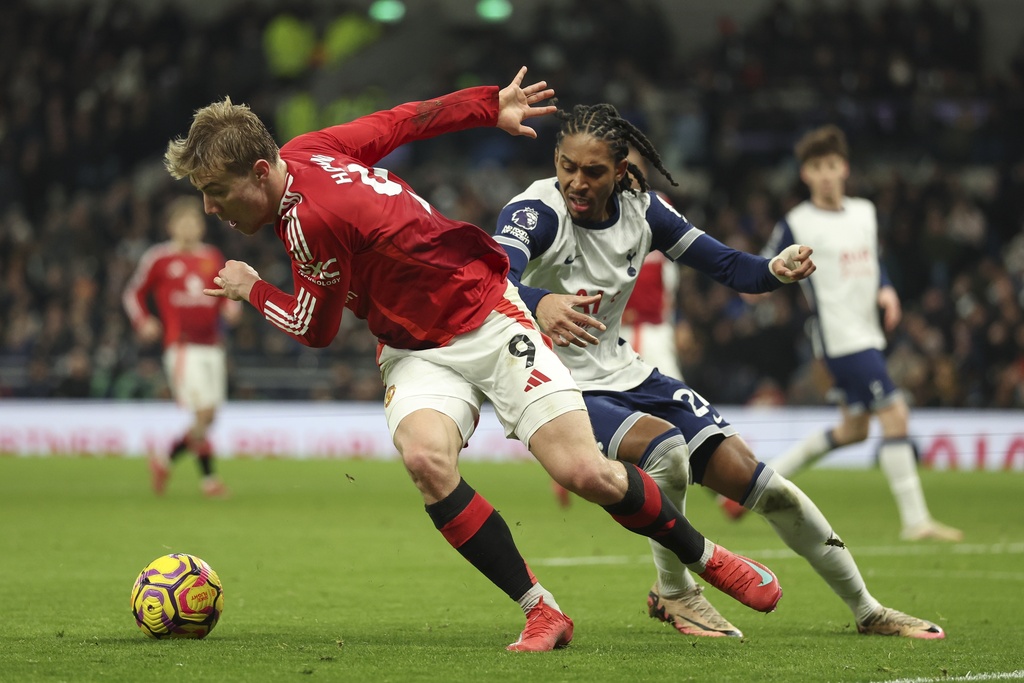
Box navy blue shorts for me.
[583,370,737,480]
[823,348,898,413]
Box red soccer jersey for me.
[247,86,511,350]
[123,242,227,347]
[623,251,676,326]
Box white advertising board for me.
[0,401,1021,471]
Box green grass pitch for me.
[0,455,1021,682]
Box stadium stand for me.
[0,0,1021,408]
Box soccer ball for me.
[130,553,224,639]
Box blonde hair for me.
[164,96,280,182]
[794,124,849,164]
[164,195,204,224]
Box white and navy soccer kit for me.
[495,179,785,477]
[764,197,898,413]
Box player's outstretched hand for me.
[205,260,261,302]
[770,244,816,283]
[497,66,556,139]
[536,292,607,347]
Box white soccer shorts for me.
[379,282,585,447]
[163,343,227,411]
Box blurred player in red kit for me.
[160,67,784,651]
[621,150,685,382]
[621,251,683,380]
[123,196,241,497]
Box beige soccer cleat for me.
[900,520,963,542]
[857,607,945,639]
[648,583,743,638]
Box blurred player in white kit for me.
[728,124,962,543]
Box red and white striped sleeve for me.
[122,244,163,329]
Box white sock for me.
[878,439,931,530]
[748,467,881,623]
[643,435,699,598]
[684,538,716,575]
[771,429,833,479]
[518,583,561,615]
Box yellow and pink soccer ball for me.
[130,553,224,639]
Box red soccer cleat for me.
[506,597,574,652]
[698,545,782,613]
[149,454,170,496]
[551,480,572,509]
[201,477,229,499]
[718,495,749,521]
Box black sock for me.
[601,463,706,564]
[169,438,188,462]
[425,478,535,601]
[197,455,214,477]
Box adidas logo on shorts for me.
[523,369,551,392]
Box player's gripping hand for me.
[770,244,816,283]
[535,292,606,348]
[205,260,261,303]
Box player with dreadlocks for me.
[494,103,948,640]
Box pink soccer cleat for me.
[506,597,574,652]
[698,545,782,613]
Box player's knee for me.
[837,419,870,444]
[557,458,619,500]
[850,424,871,442]
[400,446,455,485]
[749,471,801,516]
[878,401,909,436]
[645,441,689,491]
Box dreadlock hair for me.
[553,102,677,193]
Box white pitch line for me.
[863,569,1024,582]
[867,670,1024,683]
[534,542,1024,567]
[536,554,646,567]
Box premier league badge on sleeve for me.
[511,207,538,231]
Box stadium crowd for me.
[0,0,1022,408]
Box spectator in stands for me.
[0,0,1020,409]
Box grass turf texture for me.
[0,456,1021,683]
